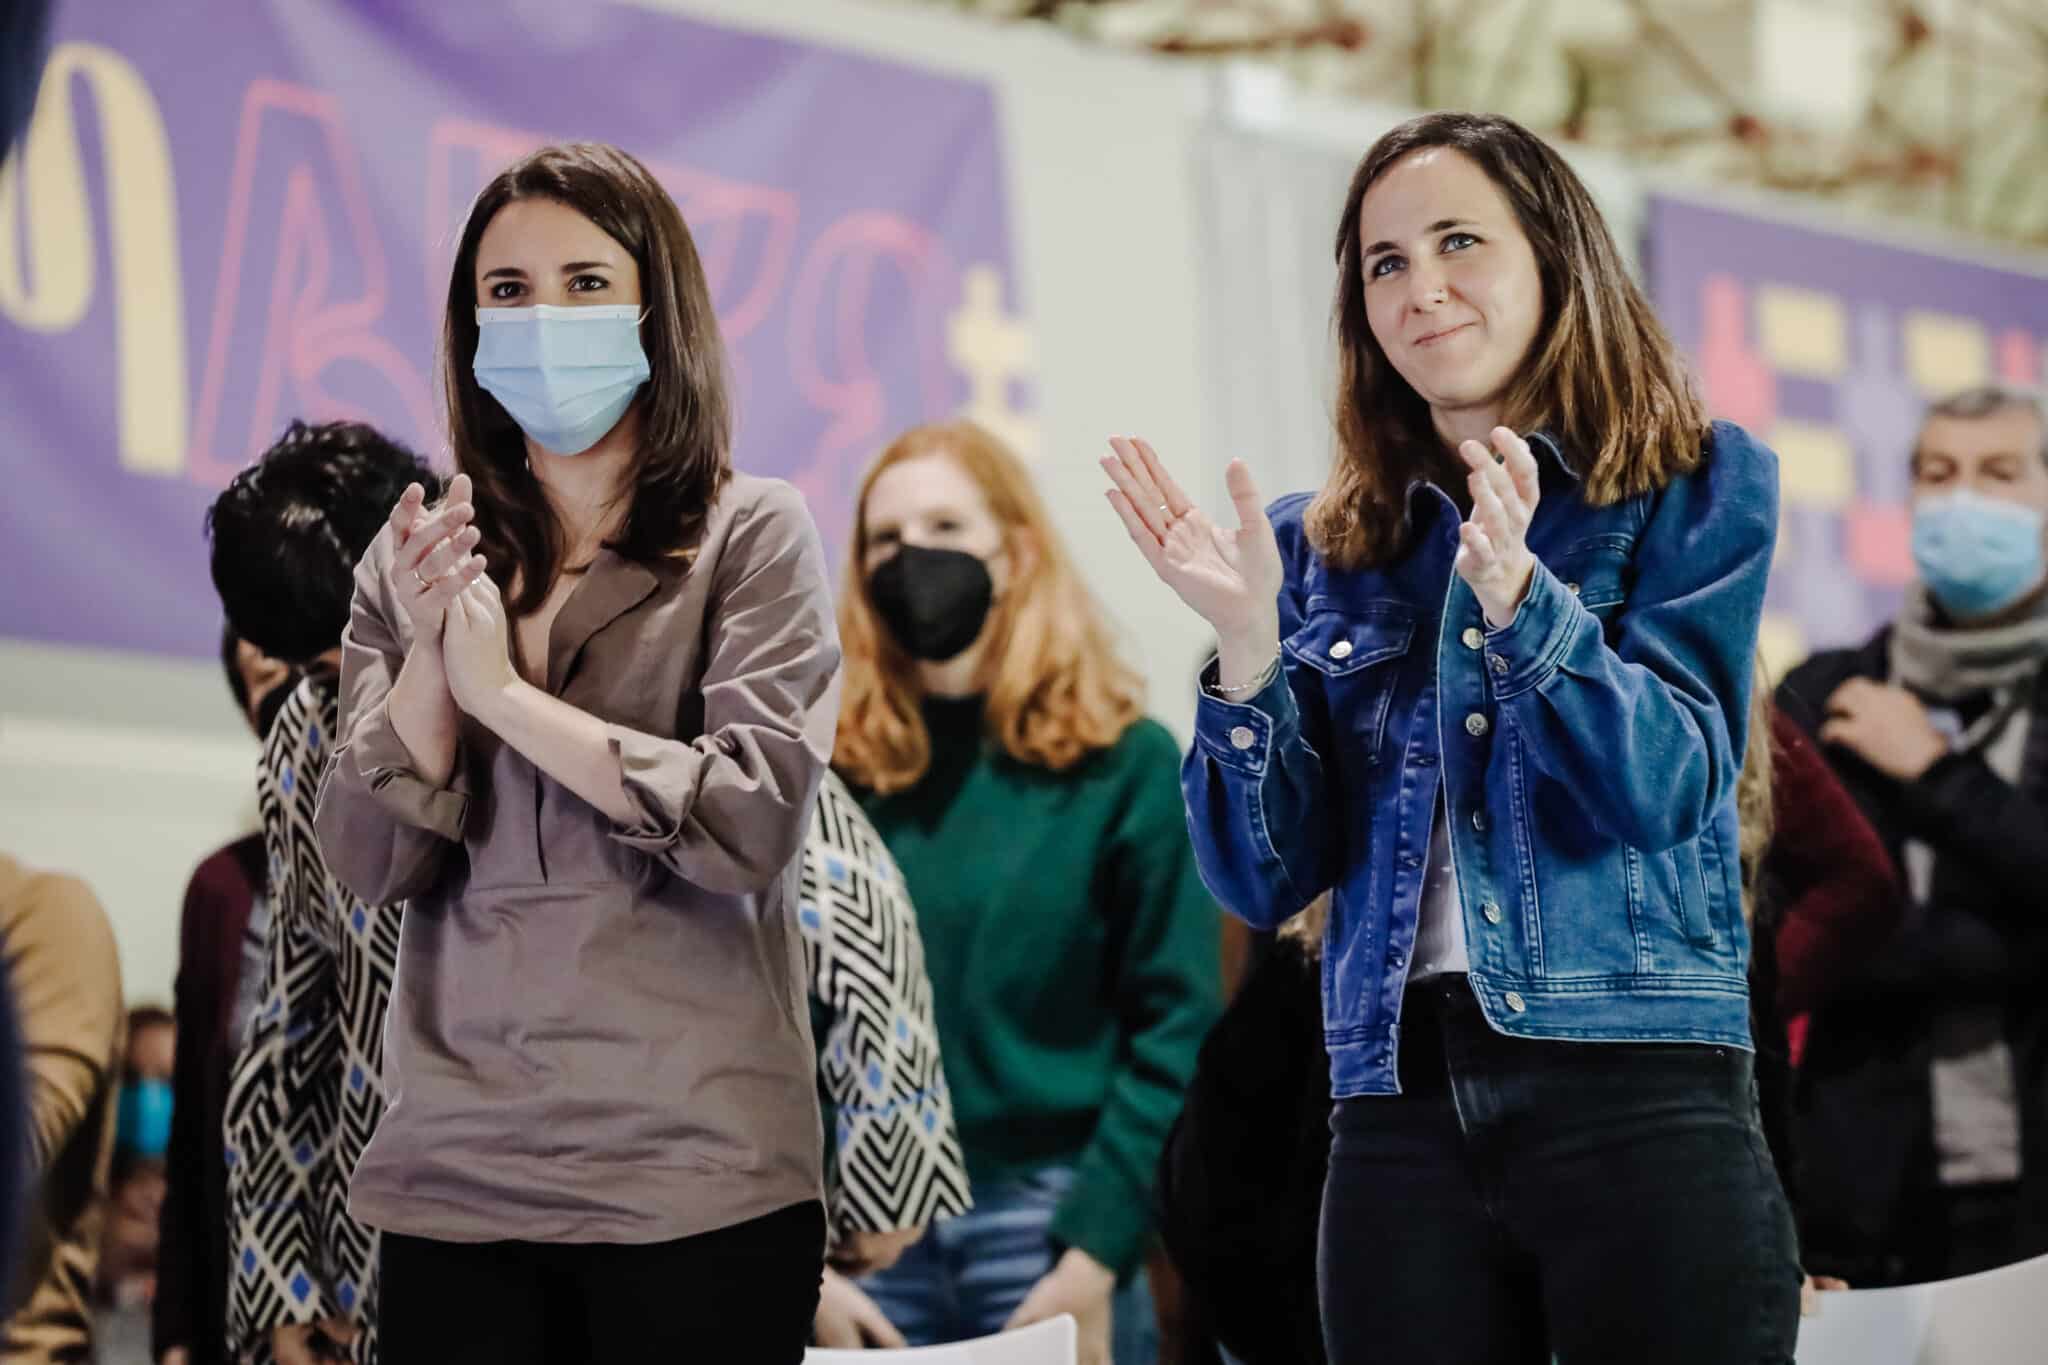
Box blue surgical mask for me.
[1912,488,2047,619]
[117,1078,173,1159]
[473,304,651,456]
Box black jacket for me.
[1777,629,2048,1283]
[1158,937,1330,1365]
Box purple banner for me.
[1646,194,2048,665]
[0,1,1025,658]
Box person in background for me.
[99,1009,174,1312]
[1107,111,1797,1363]
[836,420,1221,1365]
[317,143,839,1364]
[1157,896,1331,1365]
[153,631,295,1365]
[206,418,440,1365]
[1759,707,1904,1023]
[805,770,973,1349]
[1,0,58,1314]
[0,852,124,1364]
[1780,384,2048,1285]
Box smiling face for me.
[1357,148,1544,444]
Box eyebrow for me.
[479,260,617,280]
[1363,219,1473,258]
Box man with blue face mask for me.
[1779,385,2048,1288]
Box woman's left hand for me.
[442,575,520,719]
[1454,426,1543,629]
[1004,1248,1113,1365]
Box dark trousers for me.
[379,1201,824,1364]
[1919,1180,2024,1281]
[1319,977,1802,1365]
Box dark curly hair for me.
[206,420,438,663]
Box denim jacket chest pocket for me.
[1284,601,1417,770]
[1549,534,1634,625]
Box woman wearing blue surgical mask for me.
[312,143,840,1364]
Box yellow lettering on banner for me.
[0,42,187,475]
[1767,421,1855,509]
[947,265,1039,459]
[1902,312,1988,396]
[1755,286,1846,378]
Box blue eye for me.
[1443,232,1479,251]
[1369,255,1404,279]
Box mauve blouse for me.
[314,473,842,1245]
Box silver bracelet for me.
[1212,651,1281,699]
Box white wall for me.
[0,640,260,1006]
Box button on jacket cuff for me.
[1482,559,1588,701]
[1193,657,1297,776]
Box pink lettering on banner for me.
[187,80,434,486]
[1844,497,1914,587]
[1697,275,1778,434]
[1997,329,2039,387]
[786,211,954,526]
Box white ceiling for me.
[904,0,2048,250]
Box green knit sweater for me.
[850,695,1222,1276]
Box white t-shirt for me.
[1411,797,1470,979]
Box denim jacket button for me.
[1328,639,1353,660]
[1488,653,1509,676]
[1567,582,1581,596]
[1460,627,1484,651]
[1464,712,1490,738]
[1228,725,1256,751]
[1504,991,1527,1013]
[1482,901,1504,924]
[1471,809,1488,833]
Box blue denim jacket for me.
[1184,421,1779,1097]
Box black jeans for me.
[379,1201,824,1364]
[1319,977,1801,1364]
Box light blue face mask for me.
[473,304,651,457]
[117,1078,172,1159]
[1911,487,2047,619]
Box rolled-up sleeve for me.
[605,480,842,895]
[315,527,468,906]
[1487,423,1779,851]
[1180,494,1334,931]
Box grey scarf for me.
[1888,583,2048,751]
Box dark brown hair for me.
[1311,112,1708,569]
[443,142,731,613]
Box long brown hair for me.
[1736,657,1779,920]
[834,420,1145,794]
[1310,112,1708,569]
[443,142,732,613]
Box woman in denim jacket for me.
[1104,112,1800,1364]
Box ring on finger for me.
[413,567,433,591]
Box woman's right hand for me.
[813,1267,908,1350]
[1102,438,1284,663]
[388,473,486,643]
